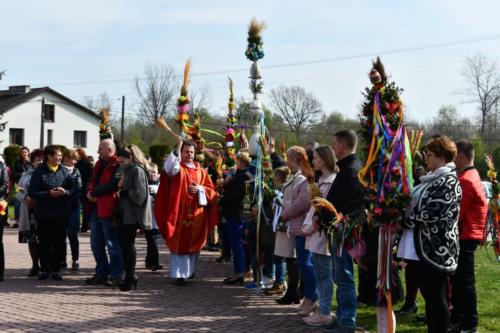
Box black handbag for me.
[110,203,123,228]
[276,217,288,232]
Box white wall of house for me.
[0,91,100,157]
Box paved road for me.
[0,228,329,333]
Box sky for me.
[1,0,500,125]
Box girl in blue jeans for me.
[302,145,338,326]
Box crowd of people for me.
[0,129,488,333]
[215,131,486,333]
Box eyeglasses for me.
[425,151,436,158]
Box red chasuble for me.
[155,161,219,255]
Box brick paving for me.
[0,228,330,333]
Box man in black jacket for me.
[28,146,78,281]
[320,130,364,333]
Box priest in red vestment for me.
[155,137,219,285]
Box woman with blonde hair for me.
[277,146,317,315]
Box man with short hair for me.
[155,136,219,286]
[449,140,488,333]
[86,139,123,286]
[320,130,364,333]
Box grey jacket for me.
[119,163,152,230]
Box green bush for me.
[149,144,170,167]
[3,144,21,168]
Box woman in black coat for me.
[219,151,252,284]
[75,148,93,232]
[28,146,77,281]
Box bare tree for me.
[83,92,112,113]
[460,53,500,138]
[423,105,477,140]
[135,63,178,126]
[189,83,211,114]
[269,85,322,141]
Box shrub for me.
[149,144,170,167]
[3,144,21,168]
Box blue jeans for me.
[274,255,286,284]
[331,242,356,328]
[295,236,318,301]
[313,253,334,315]
[90,209,123,279]
[226,217,245,274]
[66,203,81,261]
[14,199,21,221]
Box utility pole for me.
[40,98,45,148]
[121,95,125,141]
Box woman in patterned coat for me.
[401,135,461,333]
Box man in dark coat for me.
[319,130,365,333]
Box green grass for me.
[353,248,500,332]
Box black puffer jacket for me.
[28,163,77,220]
[66,167,82,209]
[319,154,365,223]
[220,168,253,219]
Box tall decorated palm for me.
[244,17,269,291]
[358,57,417,332]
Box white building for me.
[0,85,101,154]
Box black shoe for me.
[51,273,63,281]
[146,264,163,271]
[28,267,40,277]
[188,273,195,279]
[396,302,418,314]
[38,272,50,280]
[85,275,107,285]
[223,277,243,285]
[276,292,301,305]
[119,276,138,291]
[215,256,231,263]
[204,243,219,252]
[416,315,427,323]
[175,278,186,286]
[105,277,122,287]
[448,322,462,333]
[60,261,67,269]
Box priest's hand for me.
[188,184,199,194]
[176,135,183,155]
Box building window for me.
[74,131,87,148]
[47,129,53,145]
[44,104,55,122]
[9,128,24,146]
